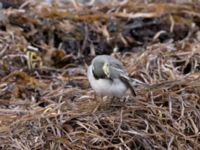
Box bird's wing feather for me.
[119,74,136,96]
[109,61,136,96]
[108,57,127,79]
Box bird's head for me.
[92,58,110,79]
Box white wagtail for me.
[87,55,136,98]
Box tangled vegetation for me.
[0,0,200,149]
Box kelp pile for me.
[0,0,200,149]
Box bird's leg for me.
[94,92,97,101]
[92,94,102,113]
[106,96,116,107]
[111,96,117,102]
[110,96,125,107]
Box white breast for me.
[87,65,127,97]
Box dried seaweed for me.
[0,0,200,150]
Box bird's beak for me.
[102,62,110,78]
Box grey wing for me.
[108,59,136,96]
[119,74,136,96]
[108,57,127,79]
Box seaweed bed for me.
[0,0,200,149]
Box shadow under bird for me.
[87,55,136,98]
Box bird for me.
[87,55,136,98]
